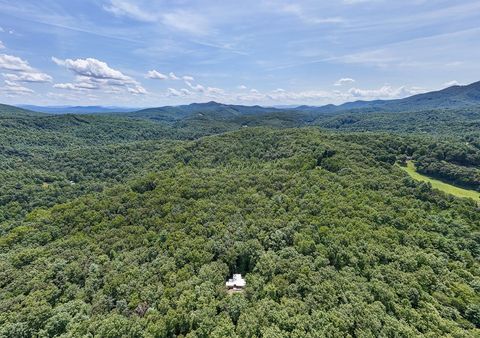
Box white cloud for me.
[348,85,425,99]
[3,72,52,83]
[53,56,146,95]
[0,54,52,88]
[443,80,460,87]
[213,83,427,105]
[1,79,34,95]
[169,72,180,80]
[53,80,101,91]
[334,77,355,86]
[0,54,35,72]
[146,69,168,80]
[53,83,81,90]
[167,87,182,96]
[185,81,205,92]
[128,85,147,95]
[182,75,194,81]
[0,41,4,49]
[237,84,247,90]
[53,57,131,81]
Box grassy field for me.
[400,161,480,202]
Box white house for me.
[226,274,246,289]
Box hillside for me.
[0,103,45,118]
[1,128,479,337]
[300,81,480,113]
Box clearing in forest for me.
[400,161,480,202]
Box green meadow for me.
[401,161,480,202]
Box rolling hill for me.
[0,103,46,118]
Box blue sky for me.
[0,0,479,107]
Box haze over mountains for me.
[2,80,479,140]
[11,80,480,116]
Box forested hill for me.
[299,80,480,113]
[1,80,480,336]
[0,103,45,118]
[1,110,480,336]
[379,80,480,111]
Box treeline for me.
[416,160,480,191]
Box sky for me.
[0,0,479,107]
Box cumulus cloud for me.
[334,77,355,86]
[52,57,131,81]
[0,54,36,72]
[147,70,193,82]
[0,53,51,96]
[185,81,205,92]
[237,85,247,90]
[348,85,425,99]
[223,84,426,105]
[53,56,146,95]
[146,69,168,80]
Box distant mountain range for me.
[4,80,480,118]
[310,80,480,113]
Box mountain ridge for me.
[4,80,480,118]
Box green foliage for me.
[2,93,480,337]
[1,126,479,337]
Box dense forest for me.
[1,98,480,337]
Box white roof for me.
[226,273,246,287]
